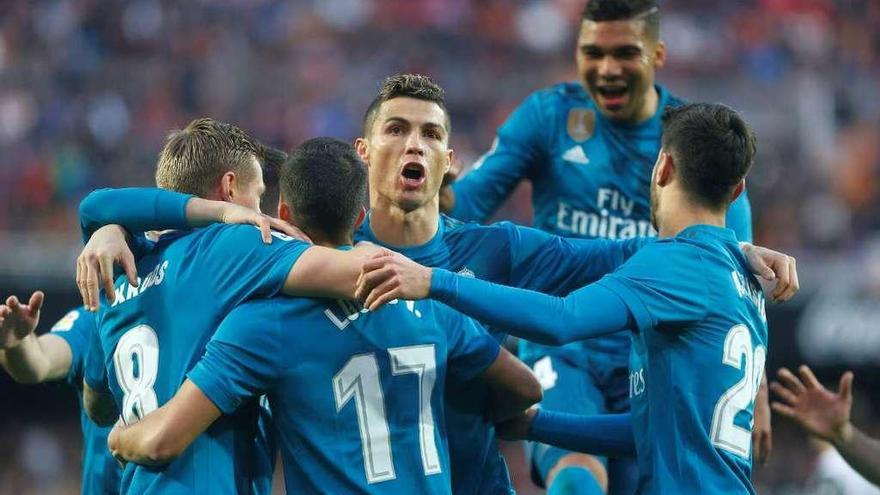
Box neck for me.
[368,193,440,247]
[634,85,660,124]
[306,229,352,248]
[656,192,725,238]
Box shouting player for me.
[78,76,796,495]
[103,137,542,494]
[359,102,772,494]
[440,1,768,492]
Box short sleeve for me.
[441,307,501,382]
[200,225,311,302]
[49,308,95,386]
[187,304,285,414]
[83,317,109,393]
[596,241,709,333]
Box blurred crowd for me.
[1,0,879,253]
[1,0,879,494]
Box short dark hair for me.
[661,103,756,211]
[582,0,659,41]
[258,144,288,189]
[280,137,367,240]
[156,118,261,197]
[362,74,450,137]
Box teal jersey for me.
[450,82,752,376]
[596,225,768,494]
[355,214,645,494]
[188,293,501,495]
[50,308,122,495]
[84,224,309,495]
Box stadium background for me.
[1,0,878,493]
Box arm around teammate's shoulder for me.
[481,348,543,422]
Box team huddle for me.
[1,0,812,494]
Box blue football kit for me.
[450,82,753,489]
[49,308,122,495]
[188,276,501,494]
[429,225,769,494]
[80,188,309,495]
[355,213,647,494]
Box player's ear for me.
[219,171,236,202]
[653,40,666,69]
[278,201,292,223]
[656,152,674,187]
[353,206,367,230]
[354,138,370,166]
[445,148,454,174]
[730,179,745,203]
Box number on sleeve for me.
[710,324,766,458]
[113,325,160,424]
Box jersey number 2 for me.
[113,325,160,424]
[710,324,766,459]
[333,344,440,484]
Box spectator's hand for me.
[438,164,460,214]
[771,366,853,445]
[0,291,43,349]
[355,251,433,310]
[77,225,139,311]
[217,203,310,244]
[752,374,772,466]
[740,243,799,302]
[495,407,538,441]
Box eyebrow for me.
[383,117,445,132]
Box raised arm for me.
[771,366,880,486]
[356,252,631,345]
[0,292,73,384]
[445,93,547,222]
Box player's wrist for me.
[831,421,855,448]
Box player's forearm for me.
[833,424,880,486]
[285,244,380,299]
[529,410,636,458]
[79,187,192,238]
[113,413,182,466]
[2,334,55,384]
[83,383,120,427]
[430,269,629,345]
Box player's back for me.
[203,293,500,495]
[90,224,308,494]
[623,226,768,494]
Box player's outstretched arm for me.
[480,348,543,422]
[771,366,880,486]
[497,408,636,459]
[356,251,630,345]
[0,292,73,384]
[108,380,221,466]
[80,187,305,244]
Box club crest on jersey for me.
[567,108,595,142]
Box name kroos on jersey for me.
[111,260,169,307]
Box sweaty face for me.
[233,156,266,213]
[576,19,662,123]
[363,97,451,212]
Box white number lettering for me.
[113,325,160,424]
[333,345,440,484]
[710,324,766,458]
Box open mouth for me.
[595,85,628,108]
[400,162,426,188]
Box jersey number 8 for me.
[113,325,160,425]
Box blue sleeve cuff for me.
[429,268,458,301]
[187,362,244,415]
